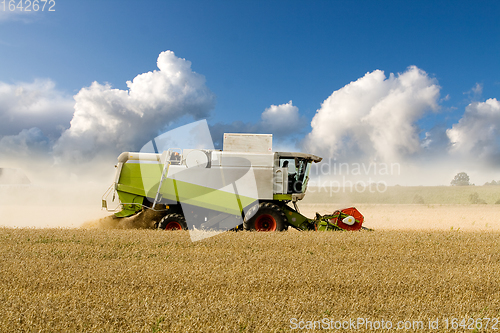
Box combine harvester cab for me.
[102,133,366,232]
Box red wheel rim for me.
[255,214,277,231]
[164,221,182,230]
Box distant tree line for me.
[450,172,471,186]
[450,172,500,186]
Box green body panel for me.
[115,162,256,217]
[118,163,157,196]
[114,191,144,217]
[116,183,147,197]
[273,194,292,201]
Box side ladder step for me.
[152,160,171,208]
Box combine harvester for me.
[102,133,365,232]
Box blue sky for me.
[1,0,500,185]
[2,1,499,122]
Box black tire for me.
[158,213,188,231]
[243,202,287,232]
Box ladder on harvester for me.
[152,149,177,209]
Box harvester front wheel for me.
[158,213,188,231]
[244,202,287,232]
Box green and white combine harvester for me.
[102,133,365,232]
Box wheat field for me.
[1,227,499,332]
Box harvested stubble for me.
[1,228,499,332]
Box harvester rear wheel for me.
[158,213,188,231]
[243,202,287,232]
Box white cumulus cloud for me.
[447,98,500,164]
[53,51,216,164]
[303,66,440,162]
[0,79,74,139]
[260,100,303,135]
